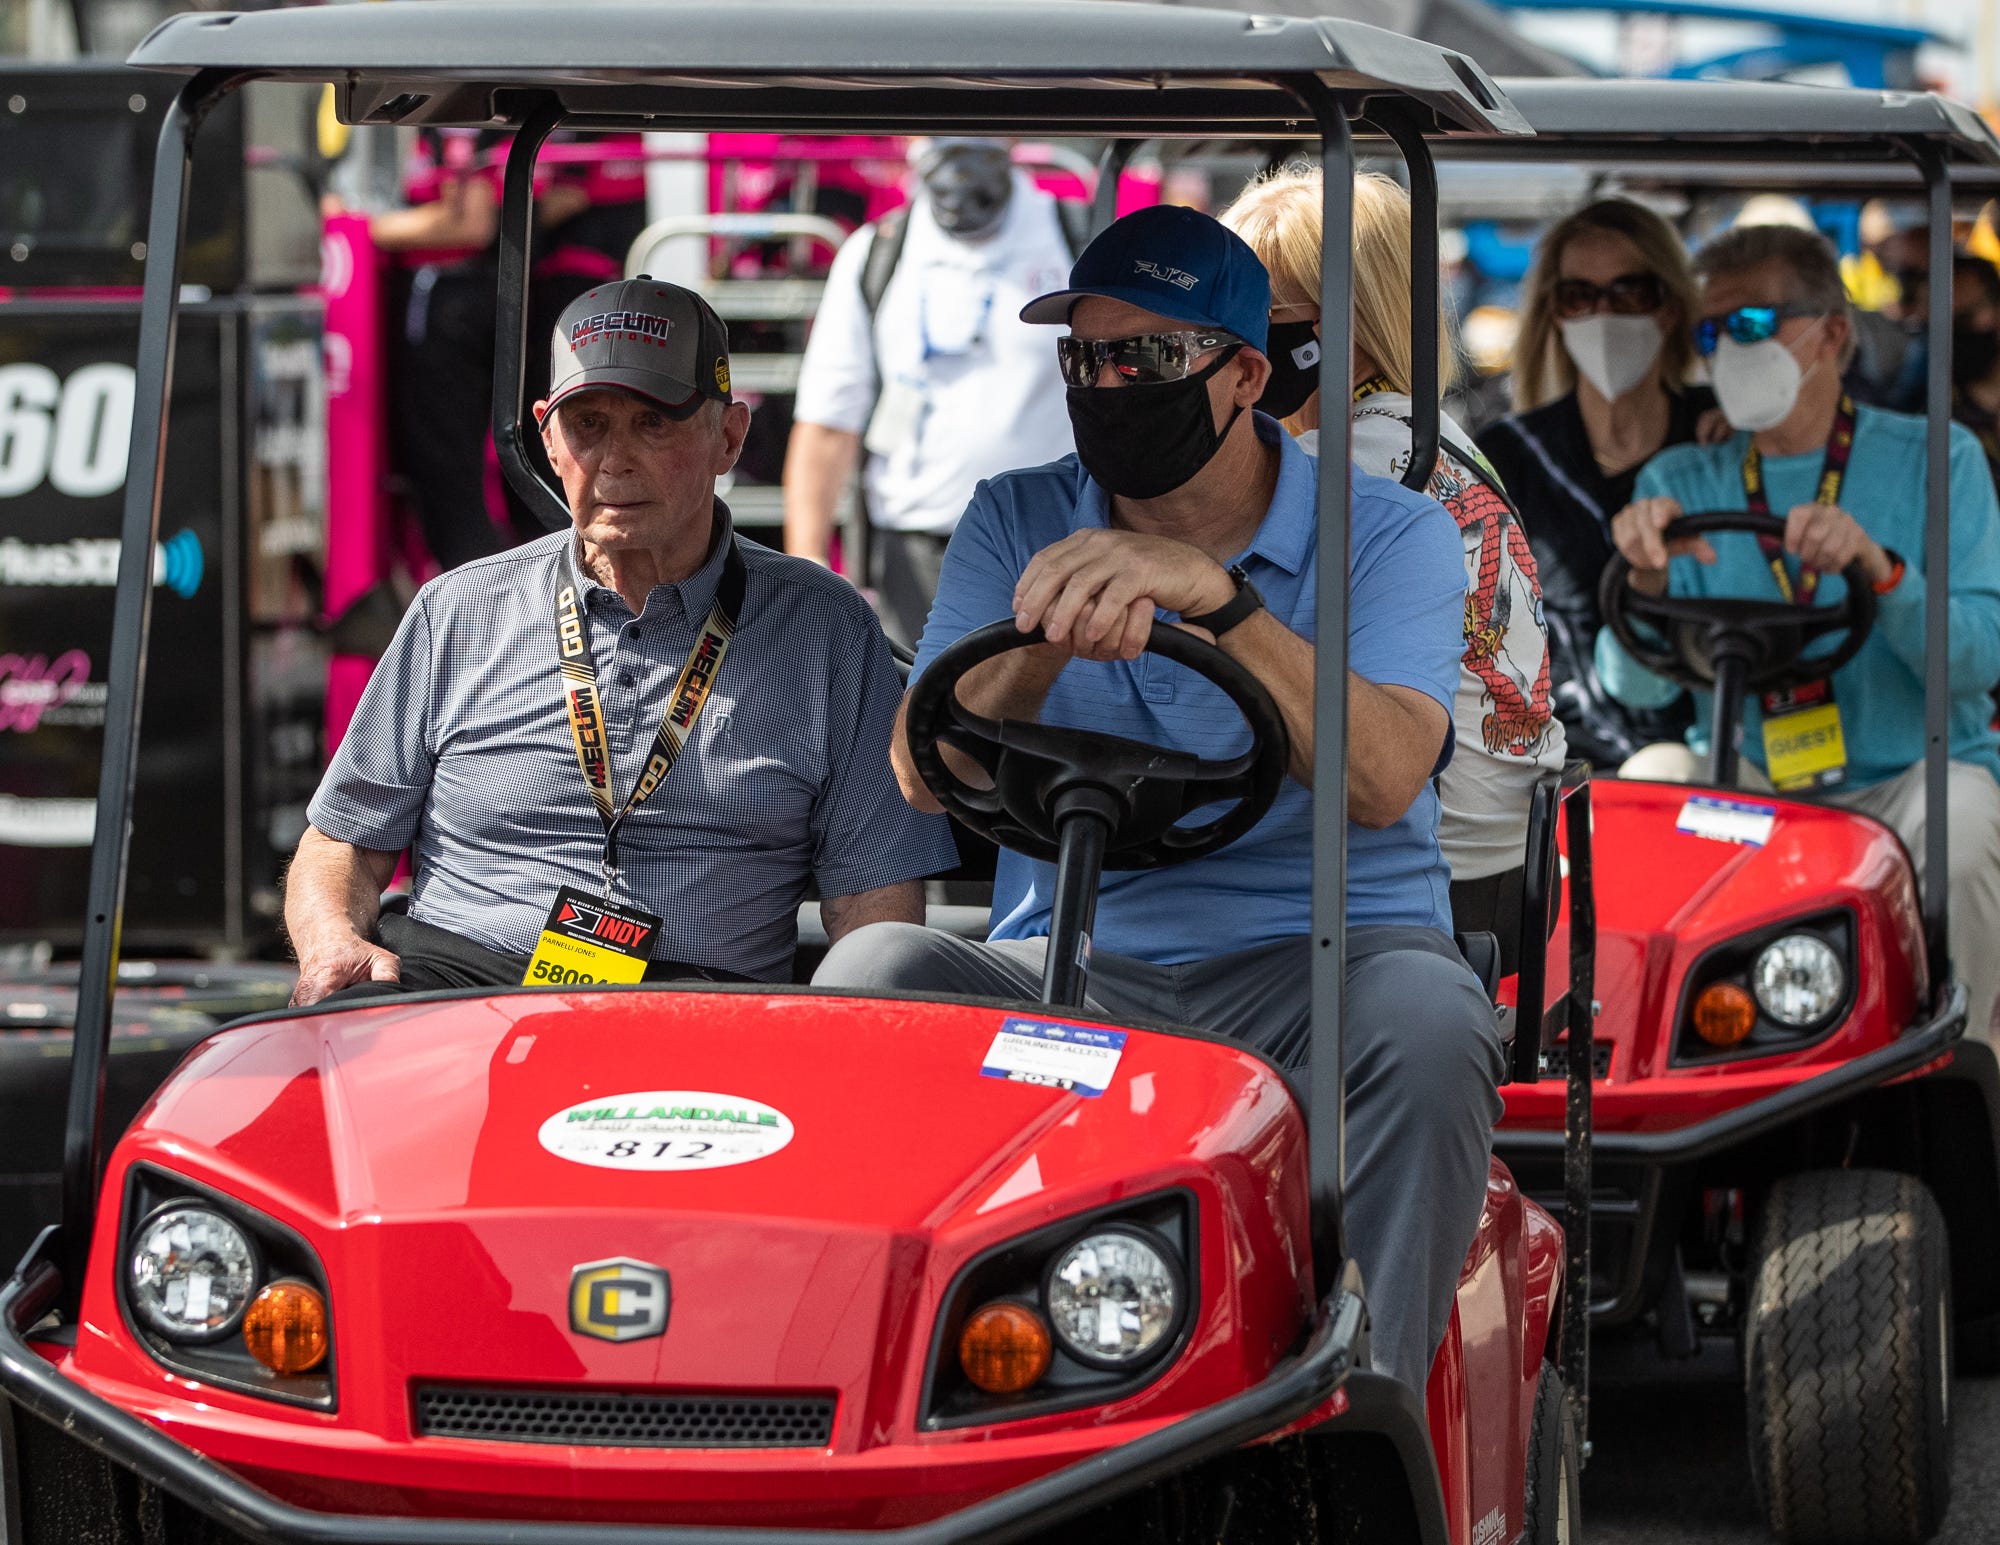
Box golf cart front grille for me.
[414,1386,836,1448]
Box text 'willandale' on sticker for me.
[980,1017,1128,1097]
[1675,795,1777,849]
[538,1090,793,1171]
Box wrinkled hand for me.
[1785,503,1892,584]
[1610,495,1713,596]
[289,933,400,1007]
[1012,530,1235,661]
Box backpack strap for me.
[859,207,911,320]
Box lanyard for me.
[1352,373,1395,403]
[919,276,994,363]
[554,538,747,886]
[1741,395,1856,605]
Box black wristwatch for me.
[1182,563,1266,637]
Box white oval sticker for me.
[539,1090,794,1171]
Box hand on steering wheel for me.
[904,620,1290,870]
[1598,511,1877,696]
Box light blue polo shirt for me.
[1598,405,2000,788]
[913,414,1468,964]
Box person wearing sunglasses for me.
[1219,166,1564,973]
[1600,222,2000,1042]
[816,205,1503,1396]
[1474,200,1714,773]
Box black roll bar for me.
[1501,762,1595,1442]
[492,98,573,532]
[1365,106,1441,493]
[1916,139,1954,998]
[1558,774,1595,1444]
[1288,76,1356,1294]
[1090,139,1134,240]
[59,67,239,1317]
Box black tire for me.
[1745,1168,1952,1545]
[1522,1361,1581,1545]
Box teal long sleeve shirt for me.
[1595,404,2000,788]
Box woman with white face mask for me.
[1475,200,1715,770]
[1222,168,1566,969]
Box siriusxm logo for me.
[0,529,203,599]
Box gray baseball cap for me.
[546,276,733,419]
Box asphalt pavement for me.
[1585,1359,2000,1543]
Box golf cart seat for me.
[1457,929,1503,1000]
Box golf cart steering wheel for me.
[1598,511,1877,696]
[906,619,1290,870]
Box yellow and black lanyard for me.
[1352,373,1396,403]
[553,541,746,887]
[1740,394,1856,605]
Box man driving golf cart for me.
[1599,222,2000,1040]
[819,206,1502,1395]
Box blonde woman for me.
[1474,200,1714,767]
[1223,168,1565,964]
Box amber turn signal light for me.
[243,1279,329,1375]
[1694,982,1758,1048]
[958,1300,1053,1395]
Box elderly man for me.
[287,277,957,1005]
[814,206,1499,1393]
[1604,224,2000,1037]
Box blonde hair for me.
[1220,165,1455,397]
[1512,198,1699,412]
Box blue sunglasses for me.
[1692,305,1825,357]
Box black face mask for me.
[1066,347,1244,500]
[1257,320,1322,421]
[1955,322,2000,387]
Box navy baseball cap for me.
[1020,204,1270,354]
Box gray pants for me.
[813,924,1504,1391]
[868,527,951,652]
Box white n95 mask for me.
[1709,321,1823,433]
[1559,313,1663,402]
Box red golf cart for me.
[0,6,1594,1543]
[1436,80,2000,1545]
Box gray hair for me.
[1695,223,1849,319]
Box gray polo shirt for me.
[308,512,957,981]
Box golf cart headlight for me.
[1045,1229,1180,1367]
[128,1205,259,1343]
[1753,934,1846,1028]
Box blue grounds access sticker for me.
[980,1017,1128,1097]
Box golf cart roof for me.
[1435,78,2000,185]
[125,0,1529,139]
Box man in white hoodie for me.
[785,139,1078,646]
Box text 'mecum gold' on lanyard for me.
[1740,394,1856,605]
[555,539,747,885]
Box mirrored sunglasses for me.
[1553,273,1665,319]
[1692,305,1825,357]
[1056,330,1243,388]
